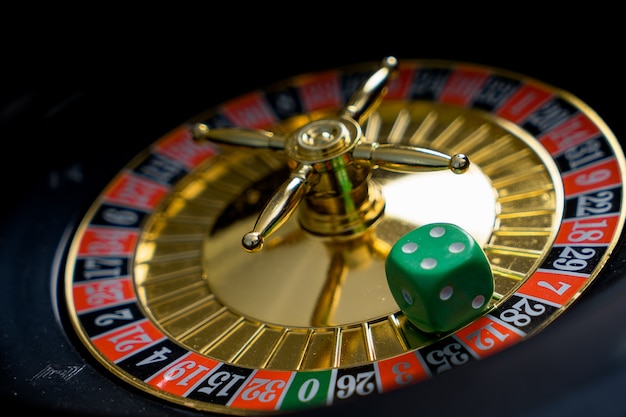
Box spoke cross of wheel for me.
[192,56,469,252]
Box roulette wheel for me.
[2,32,626,417]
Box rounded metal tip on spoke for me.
[242,232,264,253]
[450,153,470,174]
[191,122,210,141]
[382,56,399,71]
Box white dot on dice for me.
[420,258,437,269]
[430,226,446,238]
[402,289,413,305]
[401,242,418,254]
[439,286,454,300]
[472,295,486,309]
[448,242,465,253]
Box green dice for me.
[385,223,494,334]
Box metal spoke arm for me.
[241,164,314,253]
[191,123,286,150]
[338,56,399,123]
[352,142,470,174]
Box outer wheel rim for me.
[64,59,626,415]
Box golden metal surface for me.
[134,100,562,370]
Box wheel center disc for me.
[299,119,348,149]
[287,116,361,163]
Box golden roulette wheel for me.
[2,37,626,417]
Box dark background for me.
[2,10,625,417]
